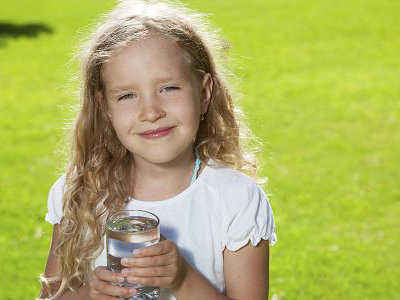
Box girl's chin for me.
[131,148,195,166]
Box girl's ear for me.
[200,73,213,114]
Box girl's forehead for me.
[111,35,189,66]
[101,34,197,89]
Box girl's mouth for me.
[139,126,175,139]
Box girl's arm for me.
[121,239,270,300]
[40,225,89,299]
[40,224,64,298]
[40,225,133,299]
[223,239,269,299]
[173,239,270,300]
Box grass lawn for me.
[1,0,399,299]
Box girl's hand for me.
[120,239,188,289]
[88,266,137,299]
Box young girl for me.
[40,0,276,299]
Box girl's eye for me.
[161,86,179,93]
[118,93,136,101]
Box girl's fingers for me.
[125,276,175,288]
[91,267,136,298]
[132,240,175,257]
[122,252,176,267]
[122,264,177,277]
[116,240,184,290]
[93,267,125,283]
[91,277,136,298]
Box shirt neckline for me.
[127,161,212,207]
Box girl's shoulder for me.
[204,160,262,193]
[45,174,67,225]
[50,173,67,192]
[203,160,268,209]
[204,161,277,249]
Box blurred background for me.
[0,0,399,299]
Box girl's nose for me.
[138,93,166,122]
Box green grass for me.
[1,0,399,299]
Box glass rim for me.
[106,209,160,232]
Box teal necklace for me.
[190,151,202,185]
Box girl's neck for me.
[130,149,197,201]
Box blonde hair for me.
[40,0,263,298]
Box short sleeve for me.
[44,174,66,225]
[222,179,277,251]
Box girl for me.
[40,0,277,299]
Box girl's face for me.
[101,34,212,166]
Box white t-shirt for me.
[45,161,277,299]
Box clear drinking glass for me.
[106,210,160,300]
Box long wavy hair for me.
[40,0,263,298]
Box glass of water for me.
[106,210,160,300]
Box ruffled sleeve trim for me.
[221,177,277,252]
[225,230,277,252]
[44,174,66,225]
[45,213,60,225]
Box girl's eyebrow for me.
[108,75,185,94]
[108,86,133,94]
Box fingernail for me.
[121,258,128,264]
[118,276,124,282]
[129,288,136,295]
[121,268,128,275]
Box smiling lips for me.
[139,126,175,139]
